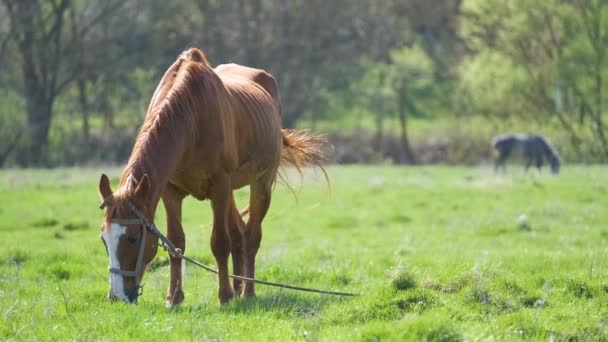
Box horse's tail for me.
[490,135,502,148]
[236,129,328,220]
[491,133,515,151]
[280,129,328,173]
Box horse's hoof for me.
[219,287,235,305]
[241,290,256,299]
[166,289,184,308]
[241,284,256,298]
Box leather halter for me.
[100,197,182,302]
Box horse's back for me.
[214,63,283,187]
[215,63,281,137]
[215,63,280,104]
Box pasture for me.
[1,166,607,341]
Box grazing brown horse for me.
[98,48,325,306]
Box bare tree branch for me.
[60,1,125,60]
[47,0,69,97]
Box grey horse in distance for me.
[491,133,561,174]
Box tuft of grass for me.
[393,289,437,313]
[3,249,28,265]
[390,264,417,291]
[48,265,71,280]
[62,221,89,231]
[356,314,463,341]
[421,272,474,293]
[565,279,594,299]
[30,217,59,228]
[522,296,545,308]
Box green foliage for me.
[1,166,608,340]
[461,0,608,159]
[0,0,607,165]
[339,44,438,122]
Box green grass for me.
[1,165,607,341]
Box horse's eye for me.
[127,236,138,245]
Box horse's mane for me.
[119,48,219,190]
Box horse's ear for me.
[99,174,113,200]
[134,174,150,200]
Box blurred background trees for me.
[460,0,608,161]
[0,0,606,166]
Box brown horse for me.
[98,48,326,306]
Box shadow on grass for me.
[222,291,350,318]
[1,249,29,266]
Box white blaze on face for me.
[102,223,127,301]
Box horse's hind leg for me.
[209,173,235,305]
[227,195,246,294]
[523,158,530,171]
[494,158,503,173]
[242,177,273,298]
[536,156,543,171]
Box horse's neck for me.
[122,120,188,213]
[122,162,164,215]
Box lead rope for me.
[103,199,358,297]
[181,254,358,296]
[152,227,358,297]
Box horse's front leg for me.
[228,195,247,295]
[210,173,235,305]
[162,184,187,307]
[524,156,533,172]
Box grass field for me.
[1,165,607,341]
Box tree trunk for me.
[397,81,416,164]
[374,72,385,152]
[24,96,53,166]
[592,84,607,160]
[101,83,114,130]
[374,99,384,152]
[71,4,89,149]
[355,109,363,135]
[77,79,90,144]
[593,53,607,160]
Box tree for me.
[1,0,125,165]
[461,0,608,160]
[0,0,470,165]
[389,46,435,163]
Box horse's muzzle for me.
[126,286,140,303]
[108,287,140,303]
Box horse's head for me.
[548,153,561,174]
[98,173,158,303]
